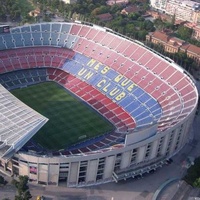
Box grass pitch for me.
[11,82,114,150]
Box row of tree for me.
[184,157,200,188]
[13,176,32,200]
[0,0,33,22]
[0,175,32,200]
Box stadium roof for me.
[0,85,48,159]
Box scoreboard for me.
[0,25,10,34]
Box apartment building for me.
[185,22,200,40]
[165,0,200,23]
[150,0,200,24]
[150,0,168,11]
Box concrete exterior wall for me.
[86,159,98,182]
[5,110,195,187]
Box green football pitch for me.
[11,82,114,150]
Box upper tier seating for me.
[62,53,162,127]
[0,22,197,132]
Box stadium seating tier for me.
[0,22,198,157]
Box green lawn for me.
[11,82,114,150]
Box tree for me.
[137,30,148,41]
[194,178,200,187]
[184,157,200,187]
[13,176,32,200]
[171,14,175,30]
[143,20,155,32]
[177,26,192,41]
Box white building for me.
[61,0,77,4]
[150,0,168,11]
[165,0,200,23]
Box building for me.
[185,22,200,40]
[61,0,77,4]
[29,9,41,18]
[151,0,200,24]
[181,43,200,64]
[146,10,172,21]
[0,22,198,187]
[165,0,200,24]
[96,13,113,22]
[150,0,168,11]
[150,0,200,24]
[121,5,141,15]
[146,30,200,64]
[106,0,129,6]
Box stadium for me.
[0,22,198,187]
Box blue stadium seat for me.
[65,35,78,49]
[73,53,90,65]
[137,116,153,126]
[40,76,46,81]
[12,34,24,47]
[32,77,40,82]
[119,96,134,107]
[0,36,6,50]
[22,33,33,47]
[13,79,21,85]
[63,60,77,72]
[138,93,151,104]
[30,70,38,77]
[21,26,31,33]
[106,70,118,80]
[145,98,157,108]
[3,34,15,49]
[125,101,141,113]
[20,78,27,84]
[61,23,71,34]
[0,68,48,90]
[132,87,144,98]
[31,24,41,32]
[41,23,51,32]
[151,108,162,119]
[41,32,51,46]
[50,32,59,46]
[39,69,47,76]
[5,81,14,88]
[32,32,42,46]
[0,75,10,82]
[52,23,61,33]
[16,73,24,79]
[58,33,67,47]
[11,27,21,34]
[22,71,30,77]
[87,74,102,85]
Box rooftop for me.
[0,85,48,158]
[96,13,113,22]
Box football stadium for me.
[0,22,198,187]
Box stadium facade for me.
[0,22,198,187]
